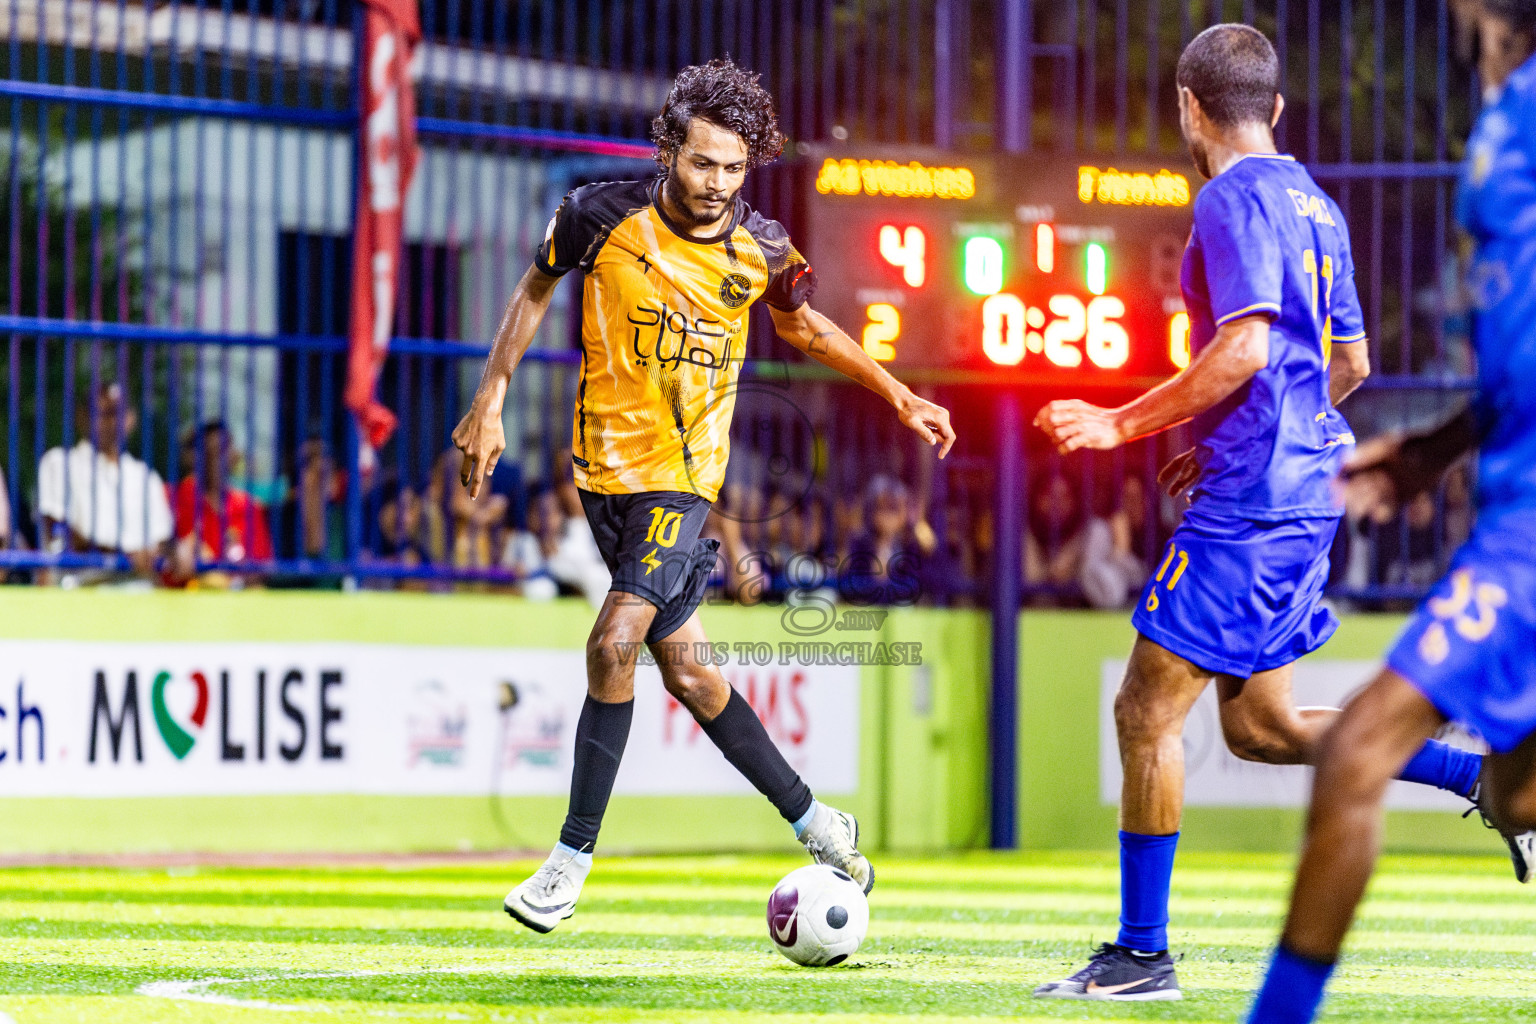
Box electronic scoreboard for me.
[802,147,1200,381]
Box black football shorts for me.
[578,489,720,643]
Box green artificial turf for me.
[0,851,1533,1022]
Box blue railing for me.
[0,0,1479,608]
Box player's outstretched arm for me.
[452,265,561,497]
[1158,336,1372,497]
[769,303,956,459]
[1035,314,1271,454]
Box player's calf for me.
[1481,736,1536,831]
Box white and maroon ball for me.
[766,864,869,966]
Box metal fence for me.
[0,0,1477,602]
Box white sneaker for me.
[800,803,874,894]
[504,845,590,933]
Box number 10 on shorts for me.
[646,506,684,547]
[1145,543,1191,612]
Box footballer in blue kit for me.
[1033,23,1521,1004]
[1132,144,1365,681]
[1247,2,1536,1021]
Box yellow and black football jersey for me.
[534,177,816,502]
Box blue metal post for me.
[998,0,1031,153]
[990,389,1023,848]
[934,0,954,149]
[344,0,366,563]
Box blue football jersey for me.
[1458,52,1536,531]
[1181,154,1366,519]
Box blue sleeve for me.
[1195,184,1283,326]
[1329,227,1367,344]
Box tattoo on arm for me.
[809,330,837,355]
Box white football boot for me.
[503,845,591,933]
[799,803,875,894]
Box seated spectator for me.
[705,481,770,605]
[428,448,509,575]
[266,436,346,589]
[799,493,835,564]
[273,436,345,564]
[502,485,563,599]
[372,474,430,568]
[37,382,172,582]
[1365,490,1442,591]
[1025,470,1089,604]
[791,492,842,603]
[1082,472,1155,608]
[1443,463,1474,552]
[501,483,611,605]
[759,484,805,601]
[832,490,863,564]
[0,464,15,548]
[169,421,272,585]
[842,474,924,605]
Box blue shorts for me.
[1131,508,1341,677]
[1387,527,1536,754]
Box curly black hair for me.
[650,57,785,170]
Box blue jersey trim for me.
[1214,301,1283,326]
[1331,330,1367,342]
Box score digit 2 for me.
[862,303,900,361]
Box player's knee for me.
[585,620,646,685]
[1113,684,1179,743]
[1222,714,1306,765]
[660,662,721,712]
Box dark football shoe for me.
[1468,782,1536,884]
[1033,943,1183,1001]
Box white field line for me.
[137,969,480,1018]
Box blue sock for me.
[791,800,820,839]
[1397,739,1482,799]
[555,841,593,870]
[1117,830,1179,952]
[1247,944,1335,1024]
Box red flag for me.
[346,0,420,452]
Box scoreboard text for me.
[803,150,1199,380]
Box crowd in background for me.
[0,381,1472,608]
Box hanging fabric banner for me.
[345,0,421,452]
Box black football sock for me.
[699,689,814,824]
[557,695,634,853]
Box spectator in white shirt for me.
[37,383,173,577]
[501,483,611,605]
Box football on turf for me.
[766,864,869,966]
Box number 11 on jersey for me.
[1302,248,1335,366]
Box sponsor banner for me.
[1099,658,1480,811]
[0,642,858,798]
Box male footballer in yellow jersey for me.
[452,57,955,932]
